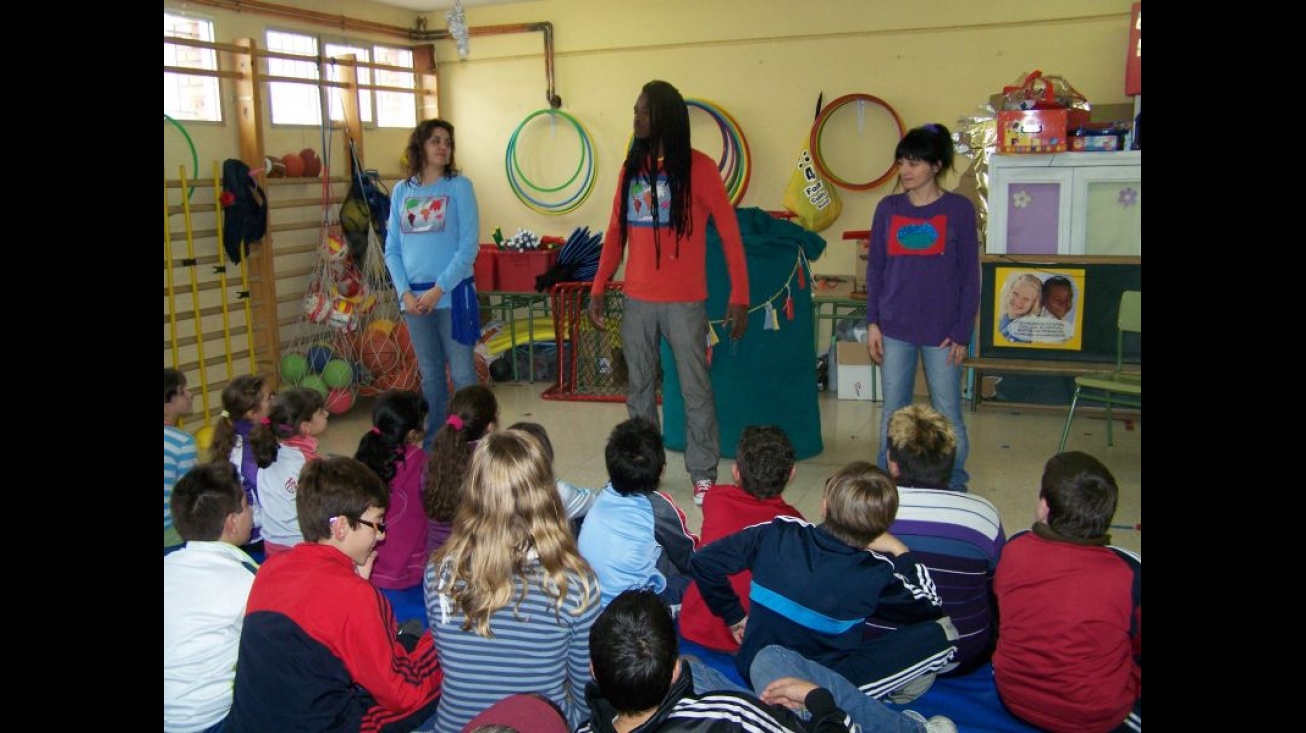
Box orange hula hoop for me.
[809,93,905,191]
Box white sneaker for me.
[888,672,936,704]
[693,479,712,506]
[902,710,957,733]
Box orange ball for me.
[282,153,305,177]
[394,321,416,362]
[300,148,322,177]
[360,329,400,378]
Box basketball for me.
[321,358,354,388]
[280,352,309,384]
[394,320,416,362]
[300,148,322,177]
[392,361,421,391]
[324,387,355,414]
[281,152,305,177]
[360,329,401,377]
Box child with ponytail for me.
[252,387,329,556]
[356,389,430,590]
[423,385,498,554]
[208,374,272,552]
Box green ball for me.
[280,352,309,384]
[321,358,354,388]
[299,373,329,398]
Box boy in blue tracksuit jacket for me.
[691,461,958,702]
[578,418,700,608]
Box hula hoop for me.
[809,93,905,191]
[505,109,597,215]
[686,98,751,206]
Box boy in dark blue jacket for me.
[690,461,958,703]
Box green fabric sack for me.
[661,207,828,460]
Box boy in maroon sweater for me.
[993,452,1141,733]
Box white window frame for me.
[265,30,322,126]
[268,31,417,129]
[164,12,222,123]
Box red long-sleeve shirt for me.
[591,149,749,306]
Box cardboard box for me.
[997,108,1091,154]
[496,248,560,292]
[836,341,880,401]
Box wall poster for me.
[992,266,1086,350]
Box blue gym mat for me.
[384,585,1037,732]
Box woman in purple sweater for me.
[865,123,980,490]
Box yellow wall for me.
[165,0,1137,277]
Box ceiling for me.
[367,0,536,13]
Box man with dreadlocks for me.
[589,80,750,508]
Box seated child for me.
[577,418,699,608]
[424,384,498,555]
[690,461,957,703]
[679,425,803,652]
[208,374,272,553]
[425,429,601,732]
[226,456,442,732]
[864,404,1006,676]
[164,462,257,733]
[578,589,860,733]
[164,367,197,551]
[507,420,598,527]
[357,389,430,591]
[251,387,328,556]
[993,451,1141,733]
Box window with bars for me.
[268,30,417,128]
[164,13,222,122]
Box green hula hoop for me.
[505,108,596,215]
[507,109,587,194]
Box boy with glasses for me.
[226,456,442,733]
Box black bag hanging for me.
[220,159,267,264]
[339,141,392,264]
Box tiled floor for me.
[317,382,1141,557]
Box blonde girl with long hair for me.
[423,429,600,733]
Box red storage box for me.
[997,108,1090,154]
[473,244,499,291]
[495,248,560,292]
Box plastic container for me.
[1069,126,1125,152]
[496,248,559,292]
[473,244,499,291]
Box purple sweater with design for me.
[865,191,980,347]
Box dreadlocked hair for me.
[617,80,693,267]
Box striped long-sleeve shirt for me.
[164,424,198,548]
[424,556,600,732]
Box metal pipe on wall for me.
[186,0,561,108]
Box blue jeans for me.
[877,335,970,490]
[403,307,478,449]
[749,646,930,732]
[686,658,747,695]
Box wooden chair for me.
[1057,291,1141,452]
